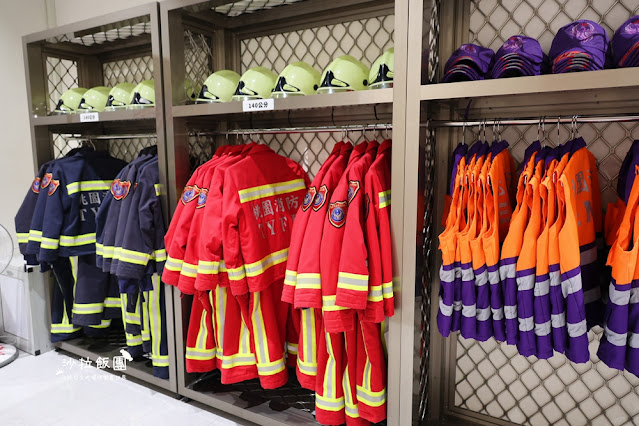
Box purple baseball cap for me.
[442,63,483,82]
[549,20,610,73]
[441,44,494,82]
[493,36,544,70]
[613,16,639,67]
[552,54,597,74]
[492,56,540,78]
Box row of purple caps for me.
[442,16,639,83]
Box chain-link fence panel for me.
[53,134,157,163]
[451,121,639,426]
[213,0,305,17]
[183,30,214,103]
[45,20,151,46]
[103,56,154,87]
[46,57,79,114]
[240,15,394,74]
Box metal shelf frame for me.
[159,0,413,425]
[21,2,178,394]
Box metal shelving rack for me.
[22,3,178,393]
[409,1,639,425]
[159,0,414,425]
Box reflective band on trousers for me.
[323,295,348,312]
[16,233,28,243]
[337,272,369,291]
[315,395,346,411]
[51,323,82,333]
[185,347,216,360]
[378,189,391,208]
[152,355,170,367]
[356,386,387,406]
[238,179,306,203]
[287,343,298,354]
[66,180,112,195]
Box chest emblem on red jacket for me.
[48,179,60,196]
[111,179,131,200]
[302,187,316,211]
[196,188,209,209]
[328,201,347,228]
[347,180,360,204]
[181,185,200,204]
[41,173,52,188]
[31,177,41,194]
[313,185,329,211]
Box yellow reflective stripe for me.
[297,273,321,289]
[152,356,170,367]
[227,265,246,281]
[165,256,183,271]
[72,302,104,314]
[104,297,121,308]
[382,280,393,299]
[322,295,348,312]
[378,189,391,208]
[215,287,226,352]
[219,260,227,272]
[198,260,220,275]
[243,248,289,277]
[343,362,359,418]
[219,354,257,368]
[41,237,60,249]
[29,230,43,241]
[148,274,164,369]
[88,319,112,329]
[154,184,164,196]
[356,386,387,406]
[125,333,143,345]
[154,249,167,262]
[60,233,96,247]
[287,343,298,354]
[252,292,275,372]
[337,272,369,291]
[324,331,336,399]
[16,233,29,243]
[67,180,112,195]
[367,284,383,302]
[284,269,297,286]
[97,244,116,258]
[180,262,198,278]
[315,395,346,411]
[256,359,286,375]
[238,179,306,203]
[51,324,82,333]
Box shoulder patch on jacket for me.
[181,185,200,204]
[302,187,316,211]
[196,188,208,209]
[328,200,347,228]
[41,173,52,188]
[111,179,131,200]
[313,185,329,212]
[48,179,60,196]
[347,180,360,204]
[31,177,41,194]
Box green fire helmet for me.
[369,48,394,89]
[104,83,136,111]
[128,79,155,109]
[185,78,201,103]
[231,66,277,101]
[271,61,321,98]
[197,70,241,104]
[53,87,88,114]
[76,86,111,112]
[317,55,369,94]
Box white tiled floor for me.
[0,350,245,426]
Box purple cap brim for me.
[496,52,544,66]
[492,57,540,76]
[441,68,483,83]
[493,62,539,78]
[552,49,604,69]
[443,44,495,75]
[619,41,639,67]
[446,63,482,79]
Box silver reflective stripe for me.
[517,274,535,291]
[461,268,474,282]
[368,286,383,300]
[221,355,256,368]
[604,327,627,347]
[298,362,317,375]
[476,307,491,322]
[475,271,488,287]
[303,308,315,365]
[551,313,566,328]
[567,319,587,337]
[440,267,454,282]
[607,284,627,305]
[534,279,550,297]
[492,308,504,321]
[488,271,500,284]
[316,396,344,409]
[337,274,369,289]
[244,248,288,276]
[562,274,583,297]
[462,303,477,318]
[549,271,561,287]
[378,190,391,208]
[535,320,552,336]
[439,297,453,316]
[252,293,268,364]
[185,348,215,358]
[499,263,516,281]
[198,262,219,273]
[519,316,534,332]
[257,360,285,374]
[325,332,336,399]
[357,388,387,405]
[453,300,462,311]
[216,287,226,349]
[238,179,306,203]
[580,246,597,266]
[583,287,601,304]
[504,305,517,319]
[628,333,639,348]
[630,288,639,304]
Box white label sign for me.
[242,98,274,112]
[80,112,99,122]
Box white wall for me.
[0,1,49,249]
[54,0,155,25]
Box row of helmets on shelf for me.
[194,49,394,104]
[53,80,155,114]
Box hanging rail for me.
[188,123,393,137]
[426,114,639,127]
[61,134,158,140]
